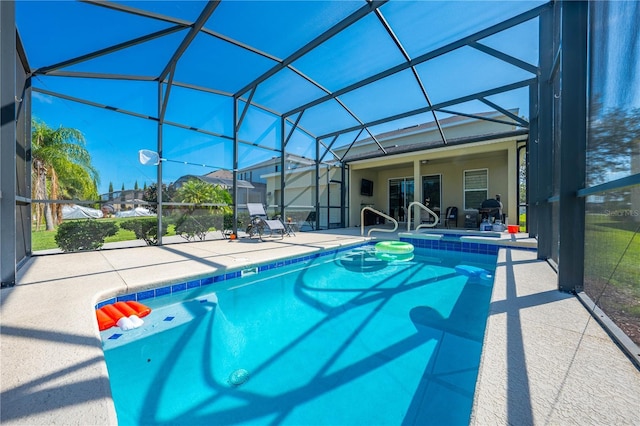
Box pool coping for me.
[94,235,514,310]
[2,230,639,425]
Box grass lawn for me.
[585,218,640,285]
[31,218,178,252]
[518,213,526,232]
[584,215,640,312]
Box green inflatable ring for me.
[374,241,414,262]
[375,251,414,262]
[375,241,414,254]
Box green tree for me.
[175,179,232,211]
[133,181,140,208]
[108,182,114,201]
[142,183,176,214]
[31,118,99,230]
[175,179,218,206]
[588,106,640,185]
[173,179,232,240]
[519,150,527,205]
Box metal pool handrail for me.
[360,206,398,237]
[407,201,439,231]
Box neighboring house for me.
[236,154,317,211]
[174,170,258,206]
[99,189,145,212]
[257,110,527,229]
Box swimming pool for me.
[101,243,497,425]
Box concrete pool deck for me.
[1,228,639,425]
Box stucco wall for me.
[349,141,515,227]
[264,139,519,230]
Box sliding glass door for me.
[389,178,414,222]
[422,175,442,210]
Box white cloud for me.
[32,92,54,104]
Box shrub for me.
[223,213,246,232]
[55,220,118,252]
[120,218,168,245]
[175,213,218,241]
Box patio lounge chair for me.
[246,203,286,241]
[302,211,316,230]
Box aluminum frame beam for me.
[32,87,279,151]
[557,1,587,292]
[339,129,365,163]
[33,87,157,121]
[436,108,528,128]
[374,8,447,145]
[159,64,176,122]
[318,135,339,163]
[236,86,256,132]
[16,29,30,75]
[84,0,283,66]
[81,0,193,26]
[1,0,16,286]
[282,65,384,154]
[469,41,539,75]
[285,3,551,118]
[531,4,555,259]
[41,71,157,81]
[34,25,186,75]
[479,97,530,127]
[234,0,387,98]
[159,1,220,83]
[9,1,554,265]
[283,111,304,148]
[317,78,536,141]
[155,82,164,245]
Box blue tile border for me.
[136,289,154,301]
[96,244,358,308]
[399,236,535,256]
[95,240,535,309]
[116,294,136,302]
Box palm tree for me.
[31,119,99,230]
[175,178,232,210]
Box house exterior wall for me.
[263,166,346,227]
[349,139,517,228]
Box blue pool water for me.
[102,244,497,425]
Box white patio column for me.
[507,144,517,225]
[414,158,421,229]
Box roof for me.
[343,128,529,163]
[175,174,255,189]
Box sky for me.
[17,1,548,196]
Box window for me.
[464,169,488,209]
